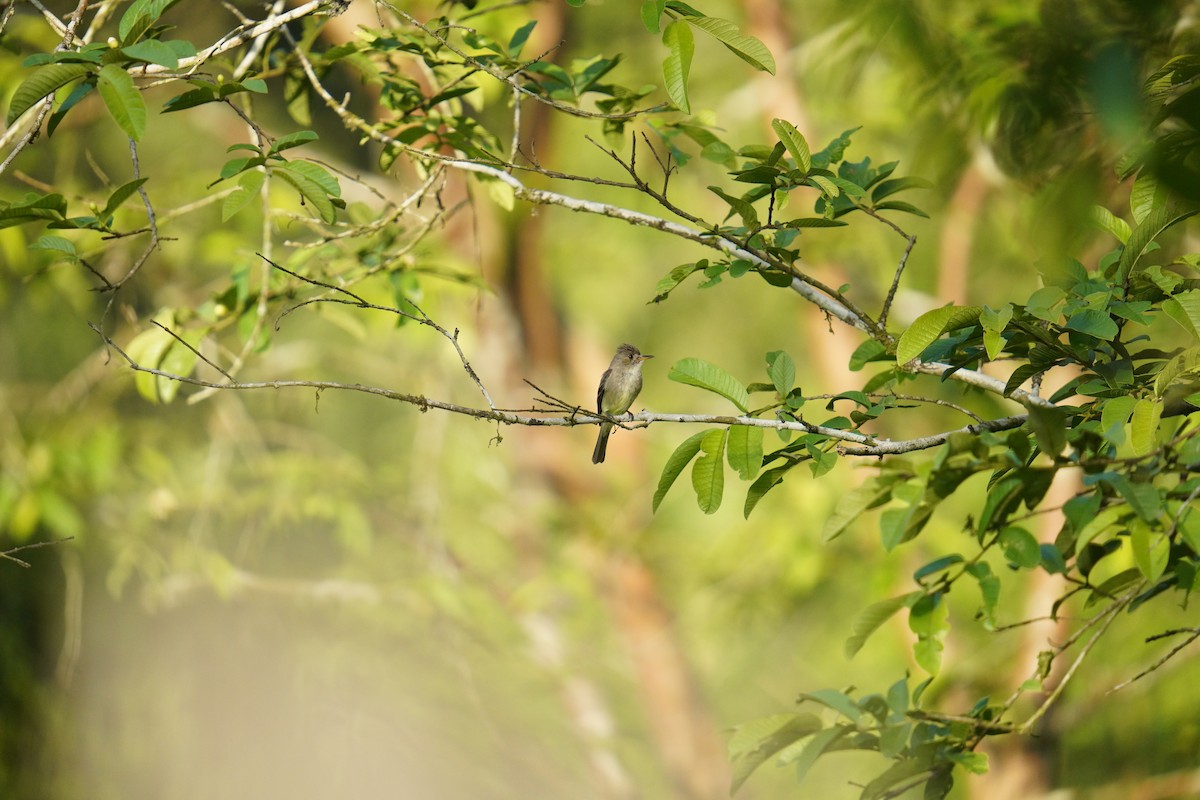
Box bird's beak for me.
[640,354,654,361]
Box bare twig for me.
[1109,627,1200,693]
[879,232,917,330]
[0,537,75,569]
[263,256,496,410]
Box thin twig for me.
[0,537,75,569]
[1108,627,1200,693]
[263,255,496,409]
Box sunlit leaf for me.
[652,431,706,512]
[661,21,693,114]
[6,63,91,125]
[692,428,726,514]
[685,15,776,74]
[668,357,749,412]
[727,425,763,481]
[97,64,147,140]
[896,305,981,365]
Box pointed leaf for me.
[274,164,336,223]
[685,16,775,74]
[101,177,149,219]
[97,64,147,140]
[822,478,893,541]
[771,119,810,173]
[122,39,179,68]
[661,21,693,114]
[1129,397,1162,456]
[668,357,749,411]
[641,0,667,32]
[727,425,763,480]
[1154,346,1200,396]
[692,429,726,514]
[6,64,91,125]
[844,593,916,658]
[896,305,982,365]
[1163,290,1200,340]
[780,725,848,784]
[766,349,795,396]
[1117,205,1197,279]
[221,170,265,221]
[1090,205,1131,243]
[652,431,707,512]
[269,129,319,155]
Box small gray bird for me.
[593,343,653,464]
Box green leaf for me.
[727,425,763,481]
[47,78,96,136]
[283,160,341,197]
[1090,205,1131,243]
[708,186,758,228]
[118,0,181,42]
[999,526,1041,568]
[274,164,336,223]
[849,339,888,371]
[668,357,749,412]
[844,593,916,658]
[506,20,537,57]
[6,64,92,126]
[1100,396,1137,444]
[1117,205,1197,280]
[1128,398,1162,456]
[652,431,707,512]
[913,554,964,583]
[909,593,948,675]
[780,725,848,784]
[1162,290,1200,340]
[692,429,727,514]
[1129,173,1166,224]
[981,303,1013,360]
[873,200,929,218]
[783,217,847,228]
[1064,309,1118,340]
[661,21,694,114]
[743,464,787,518]
[771,119,810,173]
[1155,346,1200,397]
[871,176,932,203]
[221,170,265,221]
[122,39,179,68]
[270,129,319,155]
[641,0,667,32]
[861,753,938,800]
[1130,519,1169,582]
[966,562,1000,628]
[684,16,776,74]
[728,713,822,794]
[765,350,795,396]
[162,85,217,113]
[97,64,147,140]
[800,689,861,723]
[949,751,990,775]
[125,311,177,403]
[896,305,982,364]
[1100,474,1161,521]
[1025,404,1066,457]
[29,235,77,262]
[806,174,839,197]
[823,478,894,542]
[101,177,149,219]
[0,193,67,229]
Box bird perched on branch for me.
[593,343,653,464]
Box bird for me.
[593,343,653,464]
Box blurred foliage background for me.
[1,0,1199,798]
